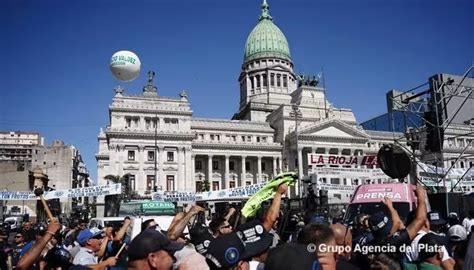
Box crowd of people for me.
[0,183,473,270]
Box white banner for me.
[0,184,122,201]
[318,183,356,192]
[312,167,390,179]
[151,182,267,203]
[308,154,377,166]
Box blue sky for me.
[1,0,472,182]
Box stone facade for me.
[95,1,408,214]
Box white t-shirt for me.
[462,218,474,233]
[405,230,450,262]
[73,247,97,266]
[249,260,265,270]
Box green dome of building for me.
[244,0,291,64]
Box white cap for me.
[448,224,467,241]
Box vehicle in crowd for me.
[344,183,431,224]
[89,201,183,239]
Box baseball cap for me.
[77,227,103,246]
[43,247,73,268]
[448,225,467,242]
[368,212,393,240]
[265,243,320,270]
[237,220,273,260]
[205,232,245,269]
[128,229,184,262]
[189,223,214,255]
[427,211,446,226]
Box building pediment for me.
[299,119,370,140]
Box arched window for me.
[270,73,275,86]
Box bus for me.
[119,201,176,216]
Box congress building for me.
[96,0,406,214]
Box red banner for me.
[307,154,377,166]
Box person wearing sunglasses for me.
[11,233,26,268]
[72,228,117,268]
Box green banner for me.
[241,172,298,218]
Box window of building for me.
[229,161,235,171]
[283,75,288,87]
[247,136,251,142]
[210,134,215,140]
[128,151,135,161]
[146,175,155,191]
[133,117,139,128]
[256,75,260,88]
[246,162,251,171]
[167,152,174,162]
[277,74,281,87]
[231,135,236,141]
[257,137,260,143]
[166,175,175,191]
[230,181,236,188]
[195,160,202,170]
[263,75,267,86]
[261,162,266,171]
[213,161,219,170]
[270,74,275,86]
[251,77,255,89]
[262,137,267,143]
[145,118,151,129]
[126,117,131,128]
[331,178,340,185]
[246,181,252,186]
[195,181,203,192]
[147,151,155,161]
[128,175,136,192]
[216,135,220,141]
[451,161,456,168]
[353,179,359,185]
[241,136,246,142]
[212,181,220,190]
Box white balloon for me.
[109,50,141,82]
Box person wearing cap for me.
[447,224,467,259]
[447,213,460,228]
[236,219,274,270]
[127,229,184,270]
[72,228,117,269]
[368,186,428,257]
[427,211,448,236]
[204,232,246,269]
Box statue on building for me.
[143,70,158,95]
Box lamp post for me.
[289,104,303,198]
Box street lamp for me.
[289,103,303,198]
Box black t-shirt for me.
[336,257,361,270]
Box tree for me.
[104,174,124,217]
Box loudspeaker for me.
[377,143,412,179]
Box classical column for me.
[177,147,184,190]
[241,156,246,186]
[278,157,282,173]
[257,156,262,183]
[224,155,230,189]
[157,146,163,190]
[208,155,214,190]
[191,154,195,191]
[273,157,277,178]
